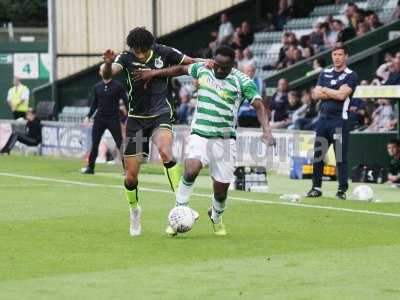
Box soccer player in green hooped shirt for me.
[134,46,276,236]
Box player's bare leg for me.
[124,155,142,236]
[208,179,229,236]
[152,128,182,192]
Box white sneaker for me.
[129,206,142,236]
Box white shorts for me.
[184,134,236,183]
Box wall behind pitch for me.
[156,0,244,36]
[55,0,244,79]
[56,0,153,79]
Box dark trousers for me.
[13,111,26,119]
[88,117,123,170]
[238,116,260,127]
[312,117,349,191]
[1,132,39,154]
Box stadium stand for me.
[172,0,400,130]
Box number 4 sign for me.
[13,53,39,79]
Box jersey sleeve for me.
[113,52,127,70]
[343,72,358,91]
[164,46,185,65]
[188,62,204,79]
[239,74,261,103]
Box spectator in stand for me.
[385,57,400,85]
[346,3,359,30]
[0,108,41,154]
[287,32,298,47]
[235,48,245,70]
[237,64,263,127]
[276,0,292,30]
[325,19,342,47]
[310,23,326,51]
[241,48,257,68]
[356,20,371,37]
[376,53,395,83]
[239,21,254,50]
[278,32,292,64]
[230,27,242,50]
[390,0,400,22]
[282,91,302,128]
[366,99,395,132]
[365,11,383,30]
[299,35,314,58]
[348,97,366,131]
[306,57,326,76]
[386,139,400,187]
[263,12,276,31]
[292,48,303,64]
[217,13,234,45]
[336,20,356,43]
[302,46,315,59]
[269,78,289,128]
[289,90,318,130]
[278,45,297,69]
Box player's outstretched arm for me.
[181,56,214,68]
[133,65,189,83]
[99,49,122,79]
[252,99,276,146]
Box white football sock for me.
[211,194,226,224]
[176,177,194,206]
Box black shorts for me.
[124,113,172,157]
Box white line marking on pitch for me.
[1,172,400,219]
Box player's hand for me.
[261,129,276,147]
[133,69,155,88]
[203,59,214,69]
[102,49,116,64]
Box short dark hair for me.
[331,43,348,54]
[388,139,400,146]
[215,46,235,62]
[126,27,154,51]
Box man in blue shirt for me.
[306,45,358,200]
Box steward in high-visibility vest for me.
[7,77,30,119]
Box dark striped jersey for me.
[317,67,358,120]
[114,43,185,118]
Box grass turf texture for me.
[0,155,400,300]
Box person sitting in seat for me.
[0,108,41,154]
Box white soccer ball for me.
[352,185,374,201]
[168,206,195,233]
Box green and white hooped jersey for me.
[188,62,261,139]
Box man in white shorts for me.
[134,46,275,236]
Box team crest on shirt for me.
[338,74,347,81]
[330,79,337,85]
[154,57,164,69]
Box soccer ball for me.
[168,206,195,233]
[352,185,374,201]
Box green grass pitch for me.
[1,155,400,299]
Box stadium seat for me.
[36,101,55,120]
